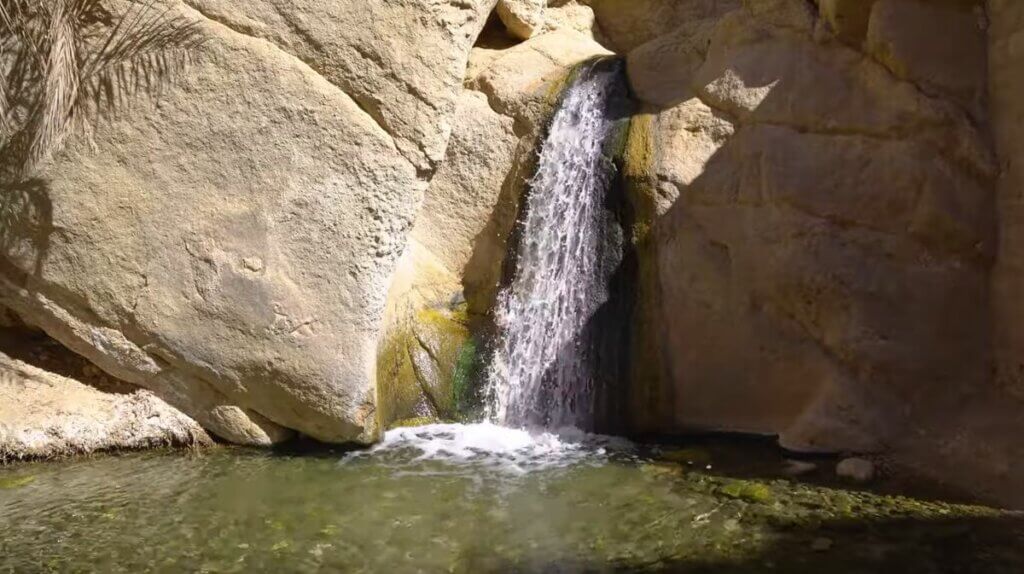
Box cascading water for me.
[486,59,631,431]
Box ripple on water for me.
[1,427,1023,574]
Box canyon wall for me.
[1,0,1022,506]
[602,0,1022,506]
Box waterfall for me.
[486,60,630,431]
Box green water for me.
[1,425,1022,574]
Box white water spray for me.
[486,61,626,430]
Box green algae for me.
[720,480,774,504]
[617,109,676,435]
[451,334,484,418]
[377,303,486,430]
[0,475,35,490]
[376,325,429,431]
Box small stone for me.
[784,460,818,477]
[811,537,833,552]
[242,257,265,272]
[497,0,546,40]
[836,457,875,483]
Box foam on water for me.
[346,423,630,475]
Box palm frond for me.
[79,0,204,110]
[26,0,80,171]
[0,30,9,138]
[0,0,204,177]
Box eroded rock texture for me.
[0,0,497,446]
[607,0,1024,507]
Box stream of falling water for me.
[485,60,626,430]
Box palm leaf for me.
[78,0,204,113]
[26,0,80,171]
[1,0,204,176]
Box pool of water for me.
[1,424,1022,573]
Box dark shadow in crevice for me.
[0,325,138,395]
[474,11,522,52]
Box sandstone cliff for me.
[1,0,1022,508]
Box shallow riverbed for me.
[1,424,1022,573]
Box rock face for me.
[380,23,612,427]
[0,351,211,461]
[622,0,993,446]
[984,0,1024,508]
[597,0,1024,507]
[589,0,741,53]
[497,0,547,40]
[0,0,496,446]
[991,1,1024,412]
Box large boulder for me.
[0,351,212,461]
[411,91,518,277]
[183,0,499,171]
[623,0,1000,472]
[0,0,495,445]
[588,0,741,53]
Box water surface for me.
[1,424,1022,573]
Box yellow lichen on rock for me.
[375,305,476,431]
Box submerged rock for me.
[784,460,819,477]
[837,458,876,483]
[719,480,774,504]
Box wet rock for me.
[783,460,818,477]
[376,293,481,430]
[837,458,876,483]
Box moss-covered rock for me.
[0,474,35,490]
[376,304,484,430]
[720,480,774,504]
[620,110,675,435]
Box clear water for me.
[486,61,626,430]
[2,425,1022,574]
